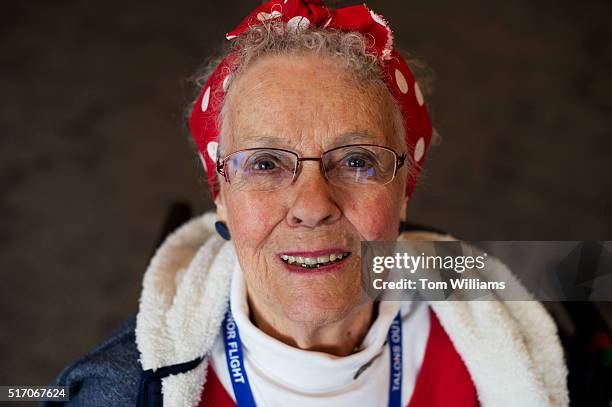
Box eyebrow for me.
[331,131,380,147]
[239,135,290,148]
[237,131,380,150]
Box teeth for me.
[280,252,350,267]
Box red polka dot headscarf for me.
[189,0,433,199]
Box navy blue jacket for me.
[43,316,142,406]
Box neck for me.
[247,296,376,357]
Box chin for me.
[274,282,367,326]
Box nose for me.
[286,162,341,228]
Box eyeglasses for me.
[216,144,406,192]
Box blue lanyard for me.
[223,309,403,407]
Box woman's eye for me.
[344,155,373,168]
[246,154,284,173]
[347,157,366,168]
[254,160,276,171]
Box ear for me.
[400,195,409,222]
[215,187,228,223]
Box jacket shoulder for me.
[42,315,142,407]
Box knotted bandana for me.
[189,0,432,199]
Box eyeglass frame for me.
[215,143,407,188]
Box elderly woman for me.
[48,1,568,406]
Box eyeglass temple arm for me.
[392,153,407,177]
[397,153,407,168]
[216,159,226,176]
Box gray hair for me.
[186,20,437,192]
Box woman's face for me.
[217,53,407,326]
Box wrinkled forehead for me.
[220,53,403,153]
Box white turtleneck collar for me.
[209,262,431,407]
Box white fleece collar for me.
[136,213,235,406]
[135,214,568,407]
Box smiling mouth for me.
[279,252,352,269]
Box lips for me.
[278,249,352,269]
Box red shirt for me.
[199,308,479,407]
